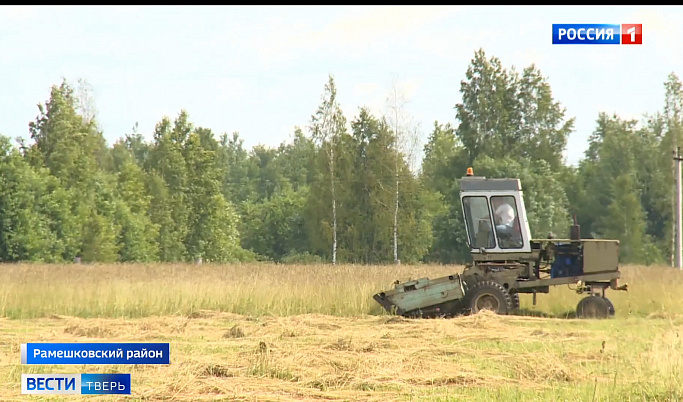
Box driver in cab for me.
[492,197,522,248]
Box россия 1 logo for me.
[552,24,642,45]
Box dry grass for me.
[0,263,461,319]
[2,263,683,319]
[2,310,683,401]
[1,263,683,400]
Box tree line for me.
[1,48,682,265]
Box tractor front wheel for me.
[511,292,520,310]
[466,281,513,315]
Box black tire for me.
[465,281,513,315]
[576,295,611,319]
[603,297,615,316]
[511,292,520,310]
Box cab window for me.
[462,196,495,249]
[490,195,524,249]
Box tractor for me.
[373,168,628,319]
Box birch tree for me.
[75,78,98,127]
[665,73,683,265]
[385,79,421,264]
[309,75,346,264]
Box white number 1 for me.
[627,26,636,42]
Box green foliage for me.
[420,122,470,263]
[0,136,64,262]
[145,114,248,263]
[219,132,255,203]
[2,60,683,267]
[80,209,120,263]
[114,200,159,263]
[455,49,573,169]
[421,122,462,196]
[240,187,309,262]
[599,174,652,264]
[344,108,396,263]
[576,112,671,264]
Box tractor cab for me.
[459,168,532,254]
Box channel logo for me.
[552,24,642,45]
[621,24,642,44]
[21,374,131,395]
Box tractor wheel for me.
[511,292,520,310]
[466,281,513,315]
[576,295,611,319]
[603,297,616,316]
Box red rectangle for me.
[621,24,642,45]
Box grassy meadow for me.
[1,263,683,400]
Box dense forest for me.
[1,48,682,266]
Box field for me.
[2,263,683,401]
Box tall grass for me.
[1,263,682,319]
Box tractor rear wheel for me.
[603,297,616,316]
[466,281,513,315]
[576,295,611,319]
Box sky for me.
[1,5,682,167]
